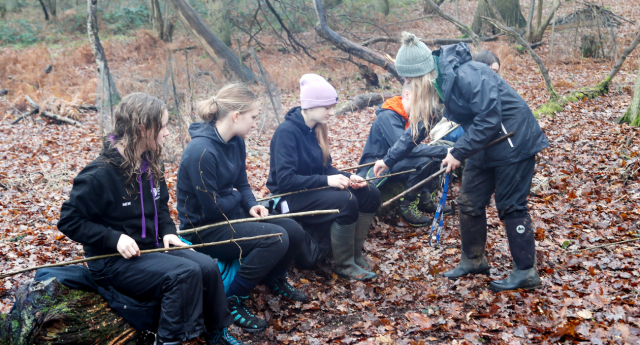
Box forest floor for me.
[2,0,640,344]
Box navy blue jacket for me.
[267,107,351,194]
[177,122,258,228]
[357,105,449,176]
[384,43,549,169]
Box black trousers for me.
[183,210,304,287]
[87,250,232,341]
[457,156,536,220]
[284,184,381,226]
[391,156,441,194]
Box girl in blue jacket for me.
[374,33,549,292]
[58,93,240,345]
[267,74,381,281]
[177,84,306,334]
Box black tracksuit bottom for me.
[183,209,304,296]
[456,156,535,220]
[87,250,232,342]
[390,156,442,195]
[283,184,382,226]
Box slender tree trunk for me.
[151,0,164,40]
[621,56,640,126]
[167,0,258,83]
[87,0,120,132]
[536,0,542,32]
[531,0,560,42]
[37,0,50,20]
[375,0,390,16]
[209,0,232,47]
[472,0,527,35]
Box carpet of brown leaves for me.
[2,0,640,344]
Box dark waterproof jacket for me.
[357,105,448,176]
[383,43,549,169]
[267,107,351,194]
[57,142,176,257]
[177,122,258,228]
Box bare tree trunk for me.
[87,0,120,132]
[425,0,483,52]
[621,57,640,126]
[151,0,164,40]
[312,0,404,84]
[167,0,258,83]
[531,0,560,42]
[525,0,535,41]
[536,0,542,32]
[472,0,527,36]
[37,0,50,21]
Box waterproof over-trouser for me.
[383,43,549,287]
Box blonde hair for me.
[408,70,441,138]
[196,83,258,123]
[106,93,166,194]
[301,110,331,165]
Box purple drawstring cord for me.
[110,135,159,247]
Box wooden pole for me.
[177,209,340,235]
[0,233,283,279]
[381,132,514,208]
[567,237,640,253]
[256,169,416,202]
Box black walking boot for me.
[420,196,453,214]
[264,275,307,302]
[331,221,377,280]
[398,193,432,227]
[489,216,541,291]
[442,212,490,279]
[227,295,267,332]
[206,328,245,345]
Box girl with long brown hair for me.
[267,74,381,281]
[58,93,241,345]
[177,83,306,334]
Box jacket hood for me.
[434,43,473,106]
[285,106,314,132]
[188,121,227,144]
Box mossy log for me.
[0,278,139,345]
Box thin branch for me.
[424,0,483,52]
[263,0,315,59]
[0,233,284,279]
[567,237,640,253]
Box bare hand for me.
[373,160,388,177]
[163,234,192,251]
[442,148,461,173]
[117,234,140,259]
[249,205,269,218]
[349,175,367,189]
[327,174,351,190]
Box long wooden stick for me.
[340,124,462,172]
[0,233,283,279]
[567,237,640,253]
[256,169,416,202]
[177,209,340,235]
[382,132,514,208]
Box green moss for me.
[534,101,563,118]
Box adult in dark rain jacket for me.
[177,83,306,334]
[373,33,549,292]
[58,93,239,345]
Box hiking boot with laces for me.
[226,295,267,332]
[206,328,245,345]
[264,275,307,302]
[398,194,432,227]
[420,198,453,215]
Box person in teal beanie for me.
[373,32,549,292]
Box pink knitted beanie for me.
[299,73,338,109]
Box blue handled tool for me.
[428,173,450,246]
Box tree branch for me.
[424,0,483,52]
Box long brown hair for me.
[106,93,167,192]
[196,83,258,123]
[408,70,441,139]
[301,110,331,165]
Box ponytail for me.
[196,83,258,124]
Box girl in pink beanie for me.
[267,74,381,281]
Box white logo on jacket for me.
[152,187,160,201]
[123,202,131,207]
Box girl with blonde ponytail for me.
[176,83,306,334]
[267,74,381,281]
[374,32,549,292]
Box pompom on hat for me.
[394,32,436,77]
[299,73,338,110]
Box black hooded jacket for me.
[177,122,258,228]
[57,142,176,257]
[266,107,351,194]
[357,105,448,176]
[383,43,549,169]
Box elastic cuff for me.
[105,230,122,252]
[450,149,464,162]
